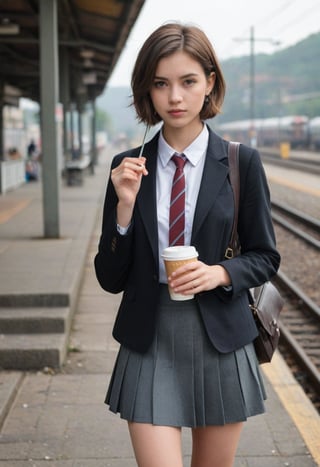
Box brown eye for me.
[184,79,196,86]
[154,81,166,88]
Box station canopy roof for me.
[0,0,145,105]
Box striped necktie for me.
[169,153,187,246]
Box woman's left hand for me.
[168,260,231,296]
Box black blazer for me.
[95,126,280,354]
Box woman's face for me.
[149,50,214,132]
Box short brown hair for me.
[131,22,226,125]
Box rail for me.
[271,199,320,411]
[275,271,320,409]
[271,201,320,250]
[261,150,320,175]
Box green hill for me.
[218,31,320,124]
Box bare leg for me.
[128,422,183,467]
[191,422,243,467]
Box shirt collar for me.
[158,124,209,168]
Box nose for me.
[168,85,182,104]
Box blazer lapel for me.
[136,133,159,263]
[191,129,229,241]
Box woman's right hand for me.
[111,156,148,227]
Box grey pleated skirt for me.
[106,285,266,427]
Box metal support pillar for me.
[59,48,70,158]
[40,0,60,237]
[70,105,75,154]
[77,99,83,155]
[90,99,97,174]
[0,107,3,162]
[0,81,4,161]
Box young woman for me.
[95,22,280,467]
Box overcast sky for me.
[108,0,320,87]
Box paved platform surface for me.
[0,151,319,466]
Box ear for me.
[206,72,215,95]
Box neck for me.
[162,121,204,153]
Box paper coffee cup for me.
[161,246,199,301]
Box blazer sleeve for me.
[218,145,280,298]
[94,153,135,294]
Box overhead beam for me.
[60,0,81,39]
[0,36,115,54]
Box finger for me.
[172,279,200,295]
[170,261,199,278]
[124,158,148,176]
[136,157,148,175]
[169,271,199,289]
[113,160,146,179]
[138,156,146,166]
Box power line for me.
[272,1,320,37]
[254,0,298,30]
[219,0,319,59]
[259,0,320,44]
[219,1,290,58]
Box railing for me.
[0,160,25,194]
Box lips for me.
[168,109,186,116]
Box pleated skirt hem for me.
[106,285,266,428]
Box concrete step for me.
[0,307,73,370]
[0,333,68,370]
[0,307,70,334]
[0,293,69,308]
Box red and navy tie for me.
[169,153,187,246]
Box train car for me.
[309,117,320,149]
[258,115,309,148]
[214,119,261,146]
[215,115,310,148]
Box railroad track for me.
[271,200,320,250]
[274,271,320,411]
[271,200,320,411]
[261,151,320,175]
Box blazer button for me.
[153,274,158,281]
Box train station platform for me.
[0,149,319,466]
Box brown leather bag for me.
[226,142,284,364]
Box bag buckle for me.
[224,247,234,259]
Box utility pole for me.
[234,26,280,146]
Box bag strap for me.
[225,141,241,259]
